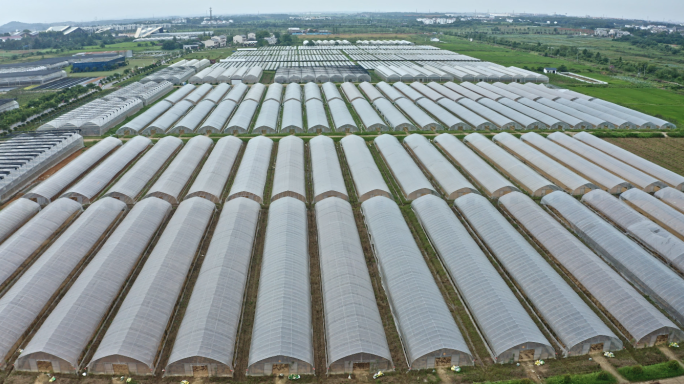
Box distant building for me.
[233,35,245,44]
[184,44,200,50]
[265,35,277,45]
[45,25,85,36]
[543,67,557,74]
[247,32,256,39]
[71,55,125,72]
[203,35,226,48]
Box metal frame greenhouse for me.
[340,135,392,202]
[227,136,273,204]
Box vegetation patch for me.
[618,360,684,382]
[546,371,617,384]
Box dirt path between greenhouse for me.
[592,354,629,383]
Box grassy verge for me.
[618,361,684,382]
[546,371,617,384]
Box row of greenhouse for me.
[140,59,211,85]
[372,62,549,83]
[190,64,263,84]
[1,127,684,379]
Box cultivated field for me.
[605,137,684,175]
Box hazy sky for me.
[2,0,682,27]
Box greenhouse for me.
[427,82,465,102]
[190,68,213,84]
[224,83,249,103]
[165,198,261,377]
[555,99,633,129]
[499,98,569,130]
[143,100,194,135]
[88,197,215,376]
[475,82,521,101]
[117,101,173,135]
[516,98,589,130]
[305,99,330,132]
[591,99,675,129]
[169,100,215,134]
[404,135,477,199]
[510,83,559,101]
[434,133,517,198]
[478,98,543,130]
[455,193,622,356]
[361,197,473,368]
[202,83,231,104]
[415,99,465,130]
[500,192,683,347]
[583,190,684,274]
[341,82,364,102]
[410,82,444,102]
[542,191,684,326]
[144,136,212,205]
[15,198,171,374]
[316,198,393,373]
[0,197,126,371]
[105,136,182,204]
[309,136,347,202]
[376,81,405,102]
[264,83,284,103]
[243,66,263,83]
[253,100,281,134]
[327,99,358,132]
[460,82,503,101]
[247,197,313,376]
[457,98,519,130]
[372,98,411,131]
[304,82,322,102]
[573,99,655,129]
[575,132,684,190]
[165,84,196,105]
[184,84,213,105]
[465,133,559,197]
[340,135,392,202]
[436,99,490,130]
[547,132,667,192]
[534,98,609,129]
[444,82,485,101]
[359,82,385,102]
[412,195,554,362]
[350,98,386,131]
[197,100,237,134]
[395,98,440,130]
[61,136,150,204]
[271,136,306,203]
[493,133,596,195]
[227,136,273,204]
[224,100,259,134]
[23,137,121,206]
[0,198,40,245]
[244,83,266,102]
[0,199,81,290]
[185,136,243,203]
[281,100,304,133]
[620,188,684,241]
[374,134,437,200]
[655,187,684,214]
[284,83,302,102]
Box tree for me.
[162,40,179,50]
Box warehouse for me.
[372,98,412,131]
[583,190,684,274]
[620,189,684,241]
[144,136,212,205]
[575,132,684,191]
[15,198,171,374]
[351,98,387,131]
[0,199,40,245]
[328,99,358,132]
[185,136,242,203]
[493,133,597,195]
[361,197,473,368]
[105,137,182,204]
[374,134,438,200]
[306,98,330,132]
[88,197,215,375]
[310,136,348,202]
[317,198,393,373]
[0,199,81,291]
[198,99,237,134]
[281,100,304,133]
[412,195,554,362]
[541,191,684,326]
[61,136,151,204]
[143,100,194,135]
[403,135,477,199]
[165,197,260,377]
[0,197,126,370]
[224,100,259,134]
[395,98,441,130]
[23,137,121,206]
[0,69,67,87]
[656,188,684,214]
[500,191,682,347]
[547,132,667,192]
[340,135,392,202]
[455,193,622,356]
[247,197,313,376]
[169,100,216,134]
[271,136,306,202]
[227,136,273,203]
[434,134,518,198]
[465,133,559,197]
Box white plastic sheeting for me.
[0,197,126,370]
[281,100,303,133]
[24,137,121,206]
[621,188,684,241]
[575,132,684,191]
[145,136,212,204]
[322,82,342,101]
[263,83,283,103]
[271,136,306,202]
[478,98,543,130]
[547,132,666,192]
[284,83,302,102]
[515,98,589,129]
[340,135,391,202]
[0,199,81,288]
[372,98,412,131]
[0,199,40,245]
[359,82,384,102]
[534,98,609,129]
[521,132,631,194]
[416,99,465,130]
[436,99,491,130]
[395,98,440,131]
[465,133,558,197]
[404,134,477,199]
[327,99,358,132]
[244,83,266,102]
[376,81,405,102]
[185,136,242,203]
[164,84,196,105]
[493,133,596,195]
[305,98,330,132]
[583,190,684,274]
[434,134,518,198]
[361,197,473,368]
[498,98,569,130]
[458,98,518,130]
[340,82,364,102]
[105,136,182,204]
[197,100,237,134]
[455,193,620,356]
[310,136,347,202]
[144,100,194,134]
[202,83,231,104]
[541,191,684,326]
[170,100,215,134]
[228,136,273,204]
[410,82,444,102]
[413,195,554,362]
[316,198,392,373]
[393,82,425,102]
[224,83,249,103]
[247,197,313,376]
[117,101,173,135]
[304,82,322,102]
[165,197,260,377]
[427,82,465,102]
[444,82,484,101]
[88,197,215,375]
[351,98,387,131]
[184,84,213,105]
[555,99,632,129]
[656,187,684,214]
[374,134,437,200]
[224,99,258,134]
[61,136,151,204]
[253,99,281,134]
[15,197,171,373]
[591,99,675,129]
[500,192,682,347]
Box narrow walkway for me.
[522,361,542,383]
[592,354,629,384]
[660,345,684,368]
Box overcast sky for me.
[2,0,682,27]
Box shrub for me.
[667,360,680,371]
[631,365,643,376]
[596,372,611,381]
[563,375,573,384]
[618,361,684,382]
